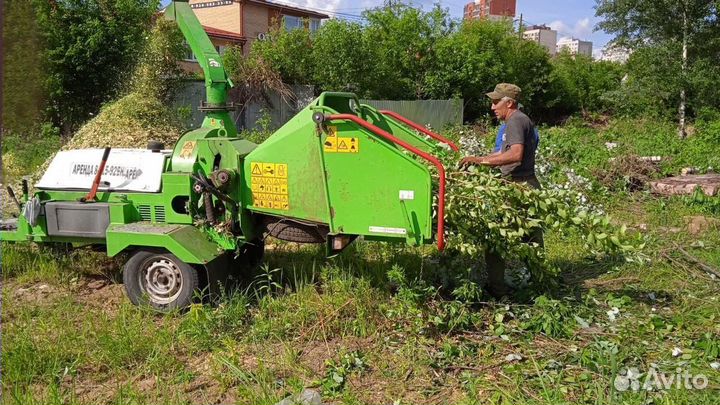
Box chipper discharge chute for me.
[0,0,459,311]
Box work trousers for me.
[484,174,544,296]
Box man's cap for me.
[486,83,522,101]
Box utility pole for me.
[518,13,523,38]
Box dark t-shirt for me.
[499,110,537,177]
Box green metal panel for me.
[171,128,226,172]
[1,216,32,242]
[106,223,223,264]
[34,185,193,226]
[241,92,434,245]
[322,120,432,245]
[242,109,331,224]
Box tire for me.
[122,250,199,311]
[260,216,328,243]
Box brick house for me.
[179,0,328,72]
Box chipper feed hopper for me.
[0,0,459,310]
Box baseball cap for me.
[486,83,522,101]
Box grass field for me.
[2,119,720,404]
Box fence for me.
[173,81,464,131]
[173,81,314,131]
[360,99,464,130]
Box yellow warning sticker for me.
[276,163,288,178]
[323,126,338,153]
[250,161,289,210]
[324,126,359,154]
[262,163,276,177]
[337,137,359,153]
[179,141,197,159]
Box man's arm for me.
[481,144,524,165]
[460,144,524,167]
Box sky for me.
[162,0,614,56]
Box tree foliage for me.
[2,0,47,135]
[244,2,720,123]
[33,0,160,134]
[550,51,624,115]
[595,0,718,49]
[361,3,453,99]
[596,0,720,133]
[249,6,565,121]
[441,159,643,285]
[424,21,555,120]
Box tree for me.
[310,20,373,95]
[361,3,453,99]
[249,23,315,86]
[596,0,720,137]
[551,50,624,115]
[609,43,684,118]
[424,20,555,121]
[33,0,160,135]
[2,0,47,135]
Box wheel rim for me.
[138,257,183,305]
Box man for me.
[460,83,542,298]
[493,109,539,153]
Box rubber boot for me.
[485,249,510,299]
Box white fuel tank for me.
[36,149,170,193]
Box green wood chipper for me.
[0,0,459,310]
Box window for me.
[183,41,196,61]
[310,18,320,32]
[183,42,226,61]
[284,15,302,31]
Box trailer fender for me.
[106,223,224,265]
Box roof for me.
[203,25,246,42]
[246,0,329,19]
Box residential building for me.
[177,0,328,73]
[600,45,631,63]
[463,0,516,21]
[522,24,558,56]
[556,38,593,57]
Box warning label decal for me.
[250,161,289,210]
[179,141,197,159]
[337,137,359,153]
[324,126,359,154]
[324,126,338,152]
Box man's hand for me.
[459,156,487,168]
[462,144,524,169]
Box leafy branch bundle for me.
[436,155,644,283]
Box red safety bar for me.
[325,113,446,251]
[379,110,459,152]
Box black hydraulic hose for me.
[203,192,216,223]
[191,174,235,207]
[191,173,239,228]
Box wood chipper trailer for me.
[0,0,459,310]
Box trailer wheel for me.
[123,250,199,311]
